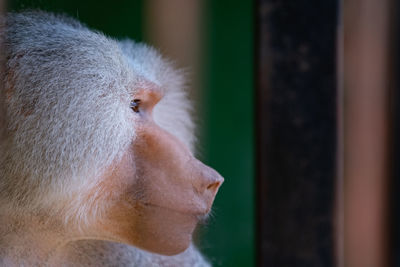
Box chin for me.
[131,203,200,255]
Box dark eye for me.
[130,99,141,113]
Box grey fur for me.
[0,10,208,266]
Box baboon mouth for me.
[141,201,210,219]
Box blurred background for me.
[5,0,255,266]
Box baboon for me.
[0,11,223,266]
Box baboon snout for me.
[192,159,224,206]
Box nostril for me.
[206,181,222,192]
[195,160,224,194]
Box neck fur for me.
[0,210,74,266]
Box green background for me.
[7,1,254,266]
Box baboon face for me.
[95,87,223,255]
[1,10,222,260]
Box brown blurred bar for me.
[343,0,395,266]
[144,0,203,101]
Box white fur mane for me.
[0,10,195,221]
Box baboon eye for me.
[130,99,141,113]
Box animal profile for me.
[0,10,223,266]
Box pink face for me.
[92,88,223,255]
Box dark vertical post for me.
[391,1,400,266]
[255,1,338,266]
